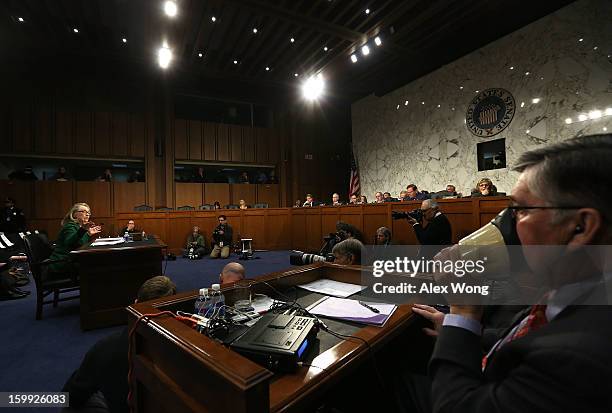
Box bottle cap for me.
[199,288,208,296]
[211,283,221,291]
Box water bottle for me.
[142,230,147,240]
[123,231,130,242]
[211,283,226,317]
[195,288,211,316]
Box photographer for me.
[210,215,233,259]
[406,199,451,245]
[184,226,207,259]
[331,238,363,265]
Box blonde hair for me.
[476,178,492,187]
[62,203,91,226]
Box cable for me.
[297,362,329,372]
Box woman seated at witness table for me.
[47,203,102,278]
[471,177,498,197]
[239,199,248,210]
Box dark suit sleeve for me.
[429,326,606,413]
[224,226,233,243]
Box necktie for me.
[482,304,548,370]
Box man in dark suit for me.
[427,134,612,412]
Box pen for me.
[359,301,380,313]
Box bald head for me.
[219,262,246,284]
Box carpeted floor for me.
[0,251,295,409]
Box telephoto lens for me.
[289,251,334,265]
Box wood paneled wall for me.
[173,183,279,208]
[173,119,279,164]
[4,106,146,158]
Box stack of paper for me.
[297,278,367,298]
[307,296,397,327]
[91,237,125,246]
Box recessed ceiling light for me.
[18,17,24,22]
[451,107,455,111]
[158,45,172,69]
[532,98,540,104]
[198,52,203,57]
[509,66,514,70]
[593,46,598,50]
[421,101,425,105]
[588,110,602,119]
[265,66,270,71]
[374,36,382,46]
[294,73,299,77]
[233,59,238,65]
[302,74,325,100]
[520,102,525,108]
[525,71,530,76]
[565,118,572,124]
[526,129,530,134]
[604,127,608,132]
[437,104,441,108]
[122,38,127,43]
[252,28,258,34]
[73,28,79,33]
[578,38,583,42]
[578,114,588,121]
[290,37,295,43]
[365,8,370,14]
[164,1,177,17]
[396,105,400,110]
[459,86,463,90]
[350,54,358,63]
[605,108,612,116]
[361,45,370,56]
[323,46,328,52]
[404,100,408,106]
[475,90,479,94]
[211,16,216,22]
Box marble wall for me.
[352,0,612,198]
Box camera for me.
[391,209,423,221]
[290,251,335,265]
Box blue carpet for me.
[0,251,295,406]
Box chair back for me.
[253,203,269,208]
[225,204,239,209]
[155,207,173,211]
[23,233,54,286]
[134,204,153,212]
[199,204,214,210]
[177,205,195,211]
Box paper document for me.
[297,278,366,298]
[250,296,279,314]
[91,237,125,246]
[0,233,14,247]
[307,296,397,327]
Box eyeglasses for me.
[77,210,91,215]
[507,205,585,218]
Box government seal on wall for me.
[466,88,515,137]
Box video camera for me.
[290,251,335,266]
[391,209,423,221]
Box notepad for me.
[90,237,125,246]
[307,296,397,327]
[297,278,367,298]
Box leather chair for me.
[23,233,80,320]
[253,203,269,208]
[199,204,214,210]
[134,204,153,212]
[177,205,195,211]
[155,207,173,211]
[224,204,240,209]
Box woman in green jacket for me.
[48,203,102,275]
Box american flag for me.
[349,145,361,197]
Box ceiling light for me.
[526,130,530,134]
[475,90,479,94]
[588,110,602,119]
[565,118,572,124]
[211,16,216,22]
[265,66,270,71]
[404,100,408,106]
[252,28,258,34]
[451,107,455,111]
[361,45,370,56]
[578,114,588,121]
[532,98,540,104]
[122,38,127,43]
[365,8,370,14]
[350,54,358,63]
[302,74,325,100]
[18,17,24,22]
[294,73,299,77]
[158,45,172,69]
[198,52,203,57]
[233,59,238,65]
[421,101,425,105]
[73,28,79,33]
[509,66,514,70]
[605,108,612,116]
[290,37,295,43]
[164,1,177,17]
[374,36,382,46]
[578,38,583,42]
[459,86,463,90]
[396,104,400,110]
[323,46,328,52]
[604,127,608,132]
[520,102,525,108]
[593,46,598,50]
[525,71,530,76]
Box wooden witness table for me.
[127,263,424,413]
[117,196,510,254]
[71,237,166,330]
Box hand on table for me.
[412,304,445,337]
